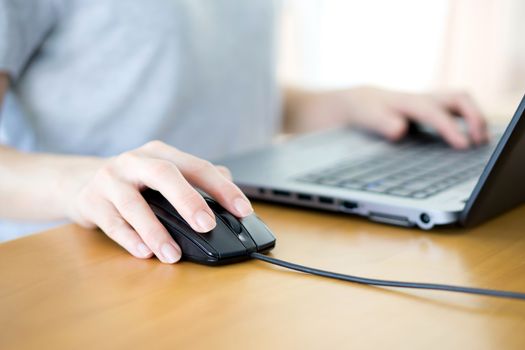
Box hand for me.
[285,86,489,149]
[328,86,489,149]
[65,141,253,264]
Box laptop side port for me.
[341,200,358,210]
[297,193,313,201]
[318,196,334,204]
[369,212,414,227]
[272,189,291,197]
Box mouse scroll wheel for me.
[219,212,243,234]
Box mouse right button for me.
[240,214,276,252]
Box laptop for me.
[218,94,525,229]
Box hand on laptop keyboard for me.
[287,86,489,149]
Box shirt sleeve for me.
[0,0,60,81]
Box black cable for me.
[250,252,525,301]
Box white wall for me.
[280,0,525,119]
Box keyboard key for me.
[388,188,413,197]
[411,191,430,199]
[340,180,365,189]
[316,177,341,186]
[364,182,391,193]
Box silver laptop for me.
[219,95,525,229]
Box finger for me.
[402,101,470,149]
[440,93,488,144]
[215,165,233,181]
[117,153,217,233]
[100,169,183,263]
[90,198,153,259]
[178,157,253,218]
[139,142,253,217]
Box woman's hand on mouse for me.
[284,86,489,149]
[64,141,253,264]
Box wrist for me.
[284,87,349,133]
[54,156,107,222]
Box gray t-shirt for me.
[0,0,282,239]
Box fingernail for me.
[233,197,253,217]
[161,243,181,264]
[194,210,216,232]
[137,243,152,258]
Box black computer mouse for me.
[142,188,276,265]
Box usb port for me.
[297,193,313,201]
[318,196,334,204]
[272,190,291,197]
[342,201,358,209]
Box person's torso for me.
[1,0,281,160]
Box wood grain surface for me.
[1,202,525,350]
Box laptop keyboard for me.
[295,139,494,199]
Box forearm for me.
[282,86,347,133]
[0,146,104,220]
[0,72,101,220]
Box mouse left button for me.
[219,212,243,233]
[149,203,220,260]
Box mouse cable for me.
[249,252,525,301]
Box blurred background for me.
[279,0,525,121]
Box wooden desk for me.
[1,203,525,350]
